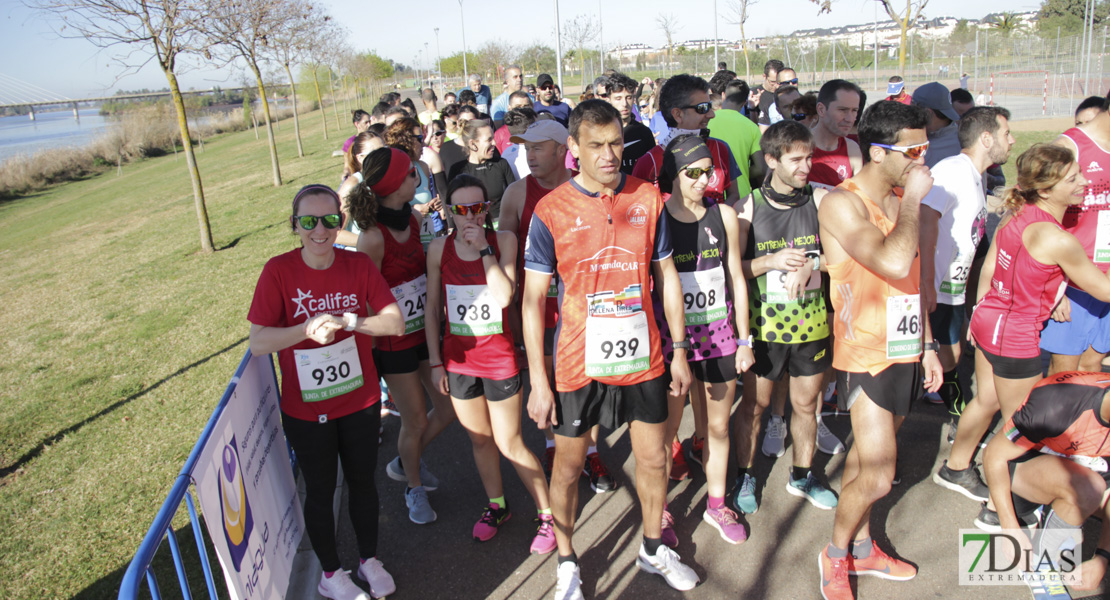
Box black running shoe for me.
[973,502,1040,532]
[933,460,990,502]
[583,452,616,493]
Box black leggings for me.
[282,407,381,571]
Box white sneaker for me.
[636,543,699,591]
[816,416,845,455]
[357,558,396,599]
[318,569,371,600]
[761,415,786,458]
[554,561,585,600]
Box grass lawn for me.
[0,105,1061,599]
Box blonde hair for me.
[459,119,491,159]
[1002,143,1076,212]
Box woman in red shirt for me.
[248,185,403,600]
[424,175,556,553]
[941,144,1110,514]
[349,148,455,525]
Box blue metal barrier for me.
[117,350,286,600]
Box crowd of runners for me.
[246,60,1110,600]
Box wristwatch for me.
[923,340,940,352]
[737,334,754,347]
[479,245,496,257]
[672,339,691,350]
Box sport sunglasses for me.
[872,141,930,161]
[448,202,490,216]
[682,166,715,180]
[295,214,342,230]
[681,102,712,114]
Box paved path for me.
[304,373,1108,600]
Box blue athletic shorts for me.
[1039,287,1110,355]
[929,302,967,346]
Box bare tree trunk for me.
[328,68,340,131]
[740,23,751,79]
[283,62,305,157]
[898,0,910,74]
[250,63,283,186]
[166,69,214,253]
[313,68,328,140]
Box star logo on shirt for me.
[292,288,314,320]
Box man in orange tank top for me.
[816,101,944,600]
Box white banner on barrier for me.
[194,356,303,600]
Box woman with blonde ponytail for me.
[940,144,1110,529]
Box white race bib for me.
[1094,211,1110,263]
[585,312,650,377]
[293,336,364,401]
[391,274,427,335]
[678,267,728,326]
[939,251,975,295]
[765,266,821,304]
[419,217,435,247]
[886,294,922,359]
[446,284,503,336]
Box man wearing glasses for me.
[533,74,572,127]
[816,100,943,600]
[632,74,741,208]
[759,67,800,131]
[811,79,864,190]
[749,59,785,125]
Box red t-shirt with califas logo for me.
[523,174,673,392]
[1061,127,1110,277]
[248,249,397,422]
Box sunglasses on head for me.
[448,202,490,216]
[682,165,715,180]
[681,102,712,114]
[872,141,930,161]
[295,214,342,230]
[780,78,799,85]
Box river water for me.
[0,109,110,164]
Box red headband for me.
[369,148,412,197]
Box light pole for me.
[424,42,430,88]
[554,0,564,92]
[459,0,469,87]
[713,0,719,70]
[434,27,442,90]
[598,0,604,73]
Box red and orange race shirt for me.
[523,175,672,392]
[1006,371,1110,458]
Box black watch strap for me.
[672,340,691,350]
[479,245,495,257]
[1096,548,1110,562]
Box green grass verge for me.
[0,111,342,599]
[0,107,1059,599]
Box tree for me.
[29,0,215,253]
[877,0,930,74]
[1037,0,1110,35]
[267,0,328,159]
[656,13,680,77]
[518,44,557,77]
[203,0,286,186]
[988,12,1025,37]
[475,40,518,82]
[727,0,760,79]
[562,15,600,86]
[440,51,480,77]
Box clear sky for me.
[1,0,1040,100]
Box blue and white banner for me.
[194,356,303,600]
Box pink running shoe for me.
[530,514,557,554]
[661,507,679,548]
[703,506,747,544]
[473,503,511,542]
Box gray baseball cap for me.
[912,82,960,122]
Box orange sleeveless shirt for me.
[827,179,922,374]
